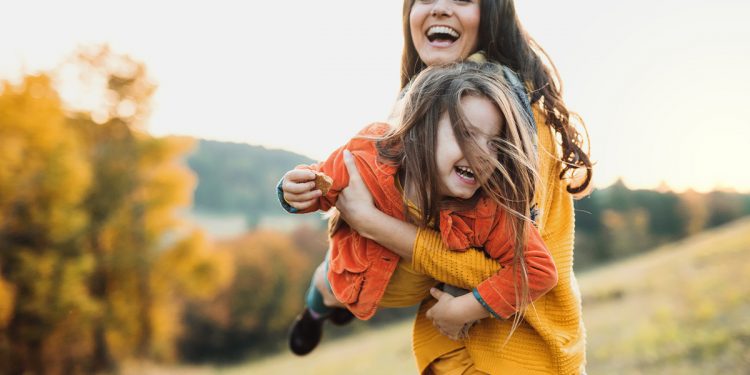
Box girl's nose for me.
[431,0,454,17]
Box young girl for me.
[279,61,557,355]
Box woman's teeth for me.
[427,26,459,42]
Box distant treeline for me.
[574,181,750,270]
[187,140,315,227]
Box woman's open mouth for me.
[426,25,460,47]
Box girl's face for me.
[410,0,481,67]
[435,94,502,200]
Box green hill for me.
[186,139,316,228]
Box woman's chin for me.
[419,49,469,67]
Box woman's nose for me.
[431,0,454,17]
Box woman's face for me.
[410,0,481,67]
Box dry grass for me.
[581,217,750,374]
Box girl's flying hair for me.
[378,61,539,329]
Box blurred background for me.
[1,0,748,374]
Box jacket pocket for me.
[328,229,369,305]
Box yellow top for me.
[379,106,585,374]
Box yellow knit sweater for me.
[410,107,586,374]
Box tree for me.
[0,74,95,374]
[0,46,231,374]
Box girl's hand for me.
[281,169,322,211]
[425,288,473,340]
[336,150,377,233]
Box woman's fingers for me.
[335,149,377,233]
[342,150,362,183]
[429,287,446,300]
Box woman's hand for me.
[336,149,417,259]
[426,288,472,340]
[336,150,377,234]
[281,169,322,211]
[426,288,491,340]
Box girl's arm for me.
[472,221,558,319]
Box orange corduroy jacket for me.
[295,122,557,320]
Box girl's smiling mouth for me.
[454,165,477,185]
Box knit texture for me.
[411,107,586,374]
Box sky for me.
[1,0,749,192]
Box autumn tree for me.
[179,228,326,362]
[0,46,231,374]
[63,46,231,370]
[0,74,95,374]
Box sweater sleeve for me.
[412,228,500,289]
[473,223,558,319]
[412,224,558,319]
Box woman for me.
[285,0,592,373]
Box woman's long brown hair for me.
[378,61,539,332]
[401,0,593,196]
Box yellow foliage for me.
[0,274,15,329]
[0,75,92,242]
[0,46,238,371]
[154,230,234,301]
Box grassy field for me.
[127,218,750,374]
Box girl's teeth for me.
[455,166,475,179]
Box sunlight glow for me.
[1,0,748,192]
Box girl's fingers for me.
[285,169,316,183]
[283,179,317,194]
[287,199,317,211]
[282,170,316,193]
[284,189,322,203]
